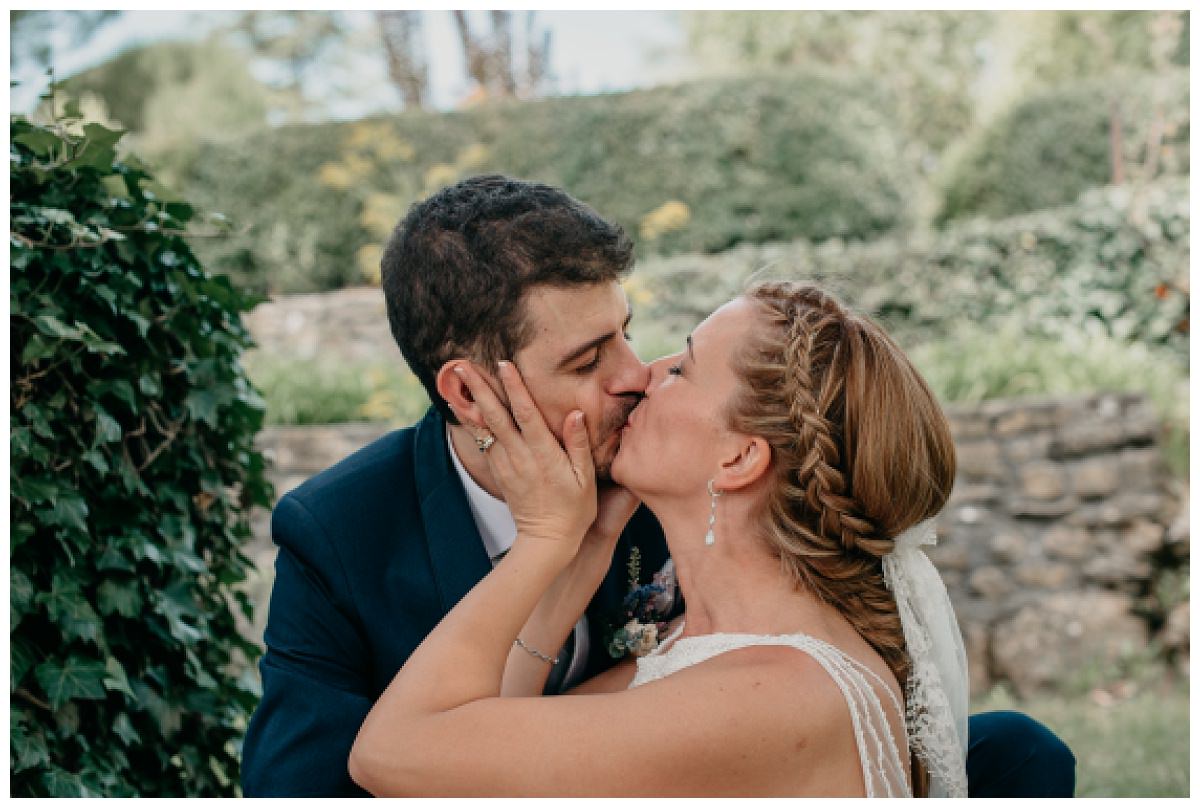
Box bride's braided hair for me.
[726,281,956,698]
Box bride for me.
[348,281,968,797]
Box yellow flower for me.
[621,276,655,307]
[640,200,691,241]
[317,162,355,191]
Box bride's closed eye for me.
[667,362,683,376]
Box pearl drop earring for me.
[705,479,722,546]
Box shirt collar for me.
[446,426,517,562]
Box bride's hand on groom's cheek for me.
[454,361,598,550]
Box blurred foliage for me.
[219,11,355,123]
[936,70,1189,224]
[682,11,994,165]
[54,38,269,181]
[629,178,1188,473]
[241,354,429,427]
[10,111,270,795]
[1014,10,1188,87]
[172,70,914,294]
[637,178,1189,358]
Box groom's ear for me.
[714,434,772,492]
[435,360,494,429]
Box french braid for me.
[726,282,957,795]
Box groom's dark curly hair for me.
[380,175,634,423]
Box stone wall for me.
[243,287,396,365]
[242,392,1187,696]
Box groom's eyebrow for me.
[686,334,695,363]
[555,305,634,372]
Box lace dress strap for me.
[629,631,910,797]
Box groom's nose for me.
[607,338,651,396]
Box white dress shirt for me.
[446,428,590,689]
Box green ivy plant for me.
[10,105,272,796]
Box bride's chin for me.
[610,444,634,488]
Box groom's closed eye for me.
[559,308,634,375]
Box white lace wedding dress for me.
[629,622,912,797]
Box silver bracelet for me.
[514,637,558,666]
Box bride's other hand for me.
[455,361,597,554]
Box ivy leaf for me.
[41,766,97,798]
[81,449,110,474]
[32,313,82,340]
[95,544,136,573]
[12,128,62,158]
[97,579,142,618]
[11,425,32,456]
[94,409,122,444]
[10,522,35,551]
[65,123,124,172]
[12,636,37,690]
[11,569,34,632]
[101,174,131,200]
[19,333,57,364]
[103,656,136,698]
[45,494,89,533]
[12,475,57,506]
[12,725,50,773]
[112,712,140,747]
[34,657,108,710]
[185,389,220,428]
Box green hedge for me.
[174,69,914,294]
[635,177,1189,360]
[11,113,270,795]
[631,176,1188,468]
[936,70,1189,224]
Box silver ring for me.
[475,434,496,453]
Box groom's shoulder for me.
[277,409,441,523]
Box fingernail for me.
[498,360,511,370]
[453,365,465,376]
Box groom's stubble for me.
[591,394,641,481]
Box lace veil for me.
[882,518,970,797]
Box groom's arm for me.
[241,494,373,797]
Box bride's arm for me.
[501,485,639,696]
[347,363,828,796]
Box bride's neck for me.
[651,493,827,638]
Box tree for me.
[452,10,553,101]
[682,11,995,164]
[376,11,429,109]
[224,10,352,122]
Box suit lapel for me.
[412,409,494,615]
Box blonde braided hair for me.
[726,282,957,795]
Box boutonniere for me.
[604,547,677,659]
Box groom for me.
[241,175,1075,796]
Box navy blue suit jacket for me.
[241,408,669,796]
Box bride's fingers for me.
[453,363,522,451]
[496,361,556,448]
[562,410,594,489]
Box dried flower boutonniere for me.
[605,548,677,659]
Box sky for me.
[9,10,691,118]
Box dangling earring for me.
[705,479,722,546]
